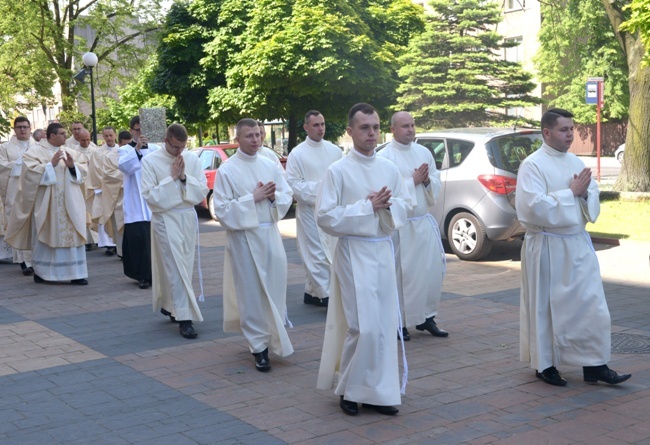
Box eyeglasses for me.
[167,142,186,151]
[131,127,142,132]
[15,126,30,130]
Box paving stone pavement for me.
[1,210,649,445]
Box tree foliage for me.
[153,0,424,148]
[621,0,650,66]
[0,0,163,120]
[395,0,540,129]
[534,0,629,124]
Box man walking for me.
[377,111,448,340]
[213,118,294,372]
[316,103,410,416]
[516,108,631,386]
[286,110,342,307]
[141,123,208,339]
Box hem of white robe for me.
[32,243,88,281]
[334,384,401,406]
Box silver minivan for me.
[379,128,543,260]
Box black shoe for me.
[303,293,328,307]
[398,327,410,341]
[138,279,150,289]
[339,396,359,416]
[104,247,117,256]
[71,278,88,285]
[416,317,448,337]
[362,403,399,416]
[85,243,94,252]
[584,365,631,385]
[22,267,34,276]
[179,321,198,339]
[253,348,270,372]
[19,261,27,271]
[160,308,178,323]
[536,366,567,386]
[33,274,45,283]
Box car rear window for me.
[486,133,543,174]
[223,148,238,158]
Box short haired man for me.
[213,118,294,372]
[377,111,447,341]
[141,123,209,339]
[32,129,45,142]
[118,116,159,289]
[516,108,631,387]
[286,110,342,307]
[88,126,121,256]
[5,123,88,285]
[0,117,39,273]
[65,121,85,147]
[71,129,99,251]
[316,103,410,416]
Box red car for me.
[194,144,286,221]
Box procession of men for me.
[0,105,630,419]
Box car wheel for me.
[616,151,624,163]
[207,191,219,222]
[447,212,493,261]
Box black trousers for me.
[122,221,152,282]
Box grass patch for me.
[587,199,650,242]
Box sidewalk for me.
[0,215,648,445]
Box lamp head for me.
[82,52,98,68]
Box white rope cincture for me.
[171,207,204,302]
[258,221,293,328]
[408,213,446,276]
[540,230,595,255]
[342,234,408,395]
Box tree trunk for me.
[287,112,298,153]
[601,0,650,192]
[616,42,650,191]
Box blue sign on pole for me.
[586,81,598,104]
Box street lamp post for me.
[82,52,98,144]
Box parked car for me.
[194,144,287,221]
[615,143,625,163]
[377,128,544,260]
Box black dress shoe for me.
[85,243,94,252]
[536,366,567,386]
[104,247,117,256]
[584,365,631,384]
[22,267,34,276]
[33,274,45,283]
[138,280,150,289]
[362,403,399,416]
[71,278,89,285]
[339,396,358,416]
[416,317,448,337]
[160,308,178,323]
[253,348,270,372]
[303,293,328,307]
[179,321,198,339]
[398,327,410,341]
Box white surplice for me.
[5,141,87,281]
[286,137,342,299]
[516,143,610,371]
[213,150,294,356]
[118,143,158,224]
[141,148,209,322]
[377,140,445,326]
[316,148,410,406]
[0,136,38,263]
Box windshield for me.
[486,133,543,174]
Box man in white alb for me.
[141,123,209,339]
[377,111,448,341]
[517,108,630,387]
[213,118,294,372]
[71,129,99,251]
[286,110,342,307]
[316,103,410,417]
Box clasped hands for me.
[570,167,591,198]
[51,150,75,168]
[254,181,276,203]
[171,155,186,182]
[413,163,429,186]
[368,186,392,211]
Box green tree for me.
[154,0,424,149]
[395,0,540,129]
[534,0,629,124]
[622,0,650,66]
[0,0,163,115]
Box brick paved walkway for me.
[1,212,649,445]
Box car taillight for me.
[478,175,517,195]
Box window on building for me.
[504,36,523,63]
[506,0,524,11]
